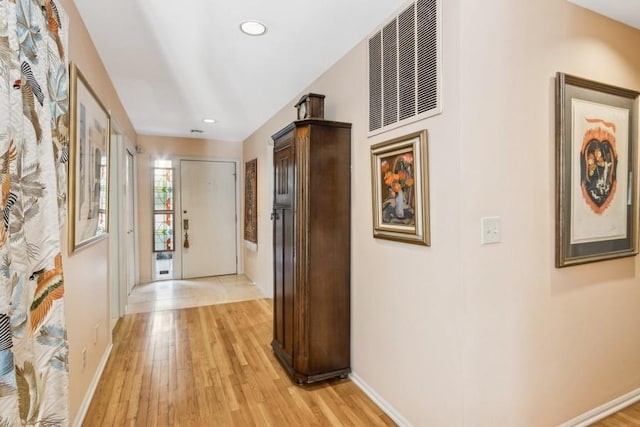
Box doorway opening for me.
[109,122,138,330]
[149,157,239,281]
[179,159,237,279]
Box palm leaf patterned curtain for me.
[0,0,70,425]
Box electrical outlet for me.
[481,216,501,244]
[82,348,87,370]
[94,324,99,345]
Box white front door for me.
[180,160,237,278]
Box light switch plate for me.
[481,216,501,244]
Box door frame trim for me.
[124,146,139,297]
[108,120,138,330]
[108,120,123,331]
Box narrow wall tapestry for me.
[244,158,257,244]
[555,72,639,267]
[0,0,70,424]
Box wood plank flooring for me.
[83,299,395,426]
[592,401,640,426]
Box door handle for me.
[270,211,280,220]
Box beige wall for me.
[135,134,241,283]
[242,0,640,425]
[459,0,640,424]
[58,0,137,422]
[241,123,276,297]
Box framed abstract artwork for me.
[68,63,111,253]
[371,130,430,246]
[244,158,258,244]
[555,72,639,267]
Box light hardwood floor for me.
[592,401,640,426]
[84,298,395,426]
[93,277,640,425]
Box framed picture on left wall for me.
[68,63,111,253]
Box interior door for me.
[180,160,237,278]
[125,148,136,295]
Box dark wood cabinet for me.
[271,118,352,384]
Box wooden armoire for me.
[271,118,352,384]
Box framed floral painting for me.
[371,130,430,245]
[555,72,639,267]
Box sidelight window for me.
[152,160,174,252]
[152,159,174,280]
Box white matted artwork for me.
[570,99,629,244]
[69,63,110,253]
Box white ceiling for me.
[73,0,408,142]
[74,1,640,142]
[568,0,640,30]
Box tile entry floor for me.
[126,274,263,314]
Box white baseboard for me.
[72,343,113,427]
[349,372,412,427]
[559,387,640,427]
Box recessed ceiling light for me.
[240,20,267,36]
[202,118,217,124]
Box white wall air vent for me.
[369,0,441,134]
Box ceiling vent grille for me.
[369,0,441,134]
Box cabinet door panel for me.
[273,207,294,364]
[273,130,295,366]
[274,139,294,207]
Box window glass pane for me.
[154,213,174,251]
[154,252,173,279]
[152,162,174,253]
[153,168,173,211]
[154,159,172,168]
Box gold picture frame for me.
[68,63,110,253]
[371,130,430,246]
[555,72,639,267]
